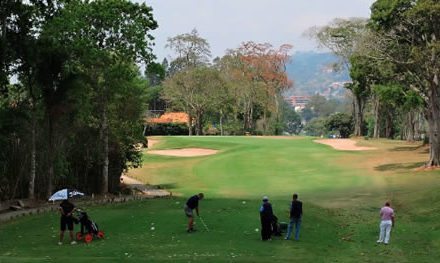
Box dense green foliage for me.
[324,112,353,138]
[0,0,157,199]
[301,95,352,137]
[309,0,439,165]
[279,100,302,135]
[303,118,326,137]
[368,0,440,165]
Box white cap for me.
[262,196,269,201]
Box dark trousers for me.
[261,218,272,240]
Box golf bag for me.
[75,210,104,243]
[272,215,282,236]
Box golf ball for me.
[151,227,155,230]
[255,228,259,232]
[242,201,246,204]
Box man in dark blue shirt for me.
[184,193,204,232]
[285,193,303,240]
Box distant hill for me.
[285,52,351,99]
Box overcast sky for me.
[138,0,376,61]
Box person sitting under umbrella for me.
[59,198,77,245]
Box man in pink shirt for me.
[377,201,395,245]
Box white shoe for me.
[376,240,383,244]
[58,242,63,245]
[70,241,77,245]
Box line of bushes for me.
[144,123,189,136]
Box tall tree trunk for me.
[198,109,204,135]
[249,105,254,132]
[415,112,424,140]
[47,116,54,197]
[384,112,393,139]
[243,101,248,132]
[373,96,380,138]
[405,111,416,142]
[11,142,24,199]
[243,100,252,132]
[262,110,267,134]
[0,11,7,89]
[100,105,109,194]
[188,113,193,136]
[353,94,364,136]
[195,111,201,136]
[28,110,36,199]
[274,93,280,135]
[27,71,37,199]
[195,118,199,135]
[425,80,440,166]
[219,109,224,136]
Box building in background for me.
[288,96,311,111]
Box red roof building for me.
[288,96,311,111]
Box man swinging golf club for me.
[184,193,204,233]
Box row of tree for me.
[0,0,157,200]
[146,29,301,136]
[308,0,439,166]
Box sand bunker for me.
[147,148,218,157]
[315,139,376,151]
[146,137,217,157]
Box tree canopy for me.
[0,0,157,199]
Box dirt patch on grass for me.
[147,138,159,149]
[414,165,440,172]
[120,175,170,197]
[315,139,377,151]
[147,148,218,157]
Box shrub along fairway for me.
[1,136,440,262]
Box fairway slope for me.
[1,137,440,262]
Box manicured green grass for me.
[1,136,440,262]
[134,136,378,200]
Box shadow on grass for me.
[375,162,425,171]
[389,145,423,152]
[156,183,178,189]
[420,148,429,154]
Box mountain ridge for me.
[285,51,351,99]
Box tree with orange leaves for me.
[231,42,293,134]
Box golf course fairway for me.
[0,136,439,262]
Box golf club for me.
[199,216,210,232]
